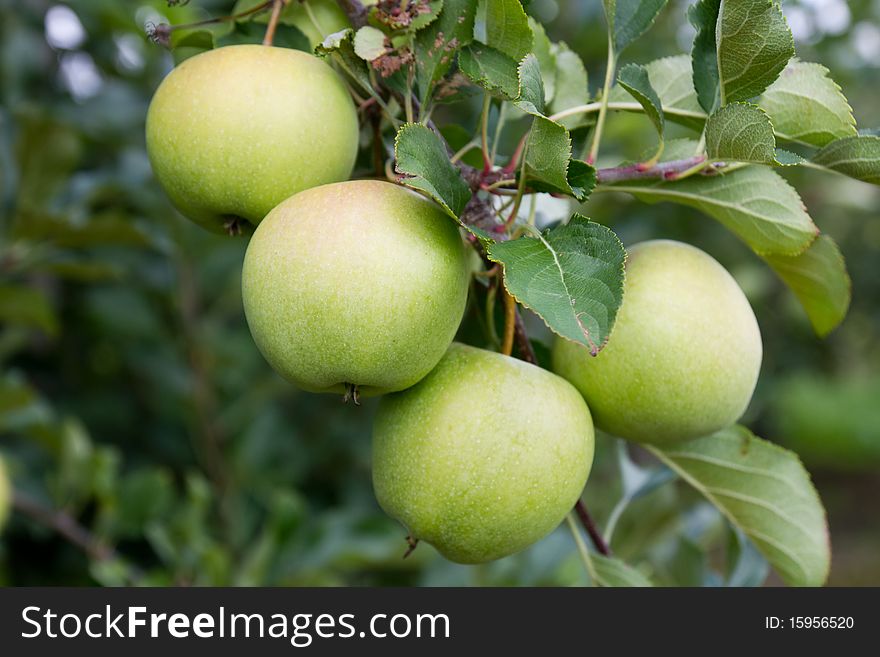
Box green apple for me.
[373,343,595,564]
[241,180,470,397]
[146,44,358,234]
[0,455,10,533]
[553,240,762,446]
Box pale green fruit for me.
[0,456,10,533]
[146,45,358,233]
[242,180,470,397]
[373,343,595,564]
[553,240,762,446]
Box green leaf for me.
[591,553,654,587]
[486,216,626,354]
[216,21,308,50]
[353,25,388,61]
[717,0,794,105]
[514,53,545,116]
[763,235,851,337]
[528,17,556,103]
[705,103,776,164]
[484,0,533,61]
[610,165,817,256]
[0,284,58,336]
[522,120,581,198]
[547,43,590,130]
[691,0,794,111]
[410,0,444,31]
[810,135,880,185]
[170,29,216,64]
[759,61,857,147]
[649,426,830,587]
[316,28,372,94]
[459,44,520,100]
[415,0,476,103]
[689,0,721,112]
[507,54,595,201]
[618,63,664,137]
[604,0,669,54]
[609,54,705,131]
[394,123,471,218]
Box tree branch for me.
[12,490,115,562]
[596,155,709,184]
[575,499,611,556]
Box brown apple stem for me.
[403,535,419,559]
[575,499,611,556]
[501,288,516,357]
[12,489,115,562]
[343,382,361,406]
[262,0,286,46]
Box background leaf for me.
[591,553,654,587]
[810,135,880,185]
[484,0,533,61]
[649,426,831,587]
[547,43,590,130]
[415,0,477,103]
[760,60,857,147]
[459,44,520,100]
[487,216,626,353]
[610,165,818,256]
[618,63,664,140]
[605,0,669,54]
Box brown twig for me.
[501,288,516,357]
[262,0,286,46]
[575,499,611,556]
[12,490,114,562]
[596,155,709,184]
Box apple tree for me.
[3,0,878,587]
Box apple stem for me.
[575,499,611,556]
[343,383,361,406]
[262,0,286,46]
[403,535,419,559]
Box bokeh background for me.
[1,0,878,586]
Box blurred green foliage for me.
[0,0,878,586]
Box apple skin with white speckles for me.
[372,343,595,564]
[0,455,10,534]
[241,180,470,397]
[552,240,762,446]
[145,45,358,233]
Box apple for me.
[241,180,470,397]
[146,45,358,234]
[553,240,762,446]
[372,343,595,564]
[0,456,10,533]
